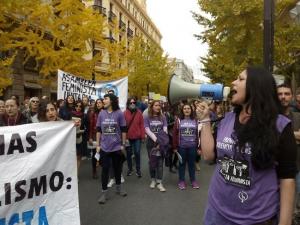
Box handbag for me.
[127,112,137,131]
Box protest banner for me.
[153,93,161,100]
[148,92,154,100]
[57,69,128,110]
[0,122,80,225]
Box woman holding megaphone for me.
[201,66,296,225]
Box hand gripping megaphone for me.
[167,74,230,105]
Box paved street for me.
[78,144,215,225]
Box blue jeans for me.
[296,172,300,193]
[126,139,142,172]
[178,147,196,182]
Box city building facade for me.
[172,58,194,83]
[90,0,162,74]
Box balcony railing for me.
[119,20,126,32]
[105,35,116,43]
[108,11,116,22]
[127,27,133,38]
[92,5,106,17]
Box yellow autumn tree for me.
[128,36,174,98]
[1,0,106,86]
[0,57,14,96]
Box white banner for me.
[0,122,80,225]
[57,70,128,110]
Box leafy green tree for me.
[194,0,300,85]
[274,1,300,83]
[128,36,174,98]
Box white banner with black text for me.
[57,69,128,110]
[0,121,80,225]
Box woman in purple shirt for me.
[173,103,200,190]
[200,67,297,225]
[96,93,127,204]
[144,100,168,192]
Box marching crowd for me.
[1,66,300,224]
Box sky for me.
[146,0,209,81]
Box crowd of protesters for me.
[1,66,300,224]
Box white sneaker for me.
[107,179,115,188]
[157,183,166,192]
[150,180,156,189]
[121,175,125,183]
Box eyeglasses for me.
[130,102,136,105]
[31,100,39,103]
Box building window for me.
[94,0,102,6]
[0,50,10,60]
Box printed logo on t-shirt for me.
[218,156,251,188]
[238,191,249,203]
[150,120,163,134]
[180,127,195,136]
[103,125,117,135]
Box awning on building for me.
[24,82,42,89]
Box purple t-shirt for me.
[179,118,197,148]
[208,112,290,224]
[96,109,126,152]
[144,115,167,134]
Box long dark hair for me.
[65,95,74,109]
[94,99,103,114]
[179,103,195,120]
[38,100,57,122]
[126,97,137,108]
[234,66,281,170]
[104,93,120,111]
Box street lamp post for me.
[92,40,95,81]
[263,0,275,73]
[289,1,300,92]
